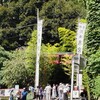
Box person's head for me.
[23,87,27,91]
[37,86,39,88]
[53,84,55,86]
[47,83,49,86]
[66,84,69,87]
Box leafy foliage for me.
[0,0,37,50]
[0,0,87,87]
[25,30,37,69]
[0,48,34,87]
[48,64,70,85]
[39,52,51,87]
[86,50,100,99]
[85,1,100,56]
[40,0,86,44]
[0,0,86,50]
[87,50,100,77]
[41,44,71,84]
[84,1,100,99]
[58,27,76,52]
[61,54,73,76]
[82,70,90,100]
[0,46,10,70]
[91,75,100,99]
[25,30,53,86]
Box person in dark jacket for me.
[80,89,88,100]
[21,88,28,100]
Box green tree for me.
[87,50,100,77]
[0,0,37,50]
[58,27,76,52]
[61,54,72,76]
[86,50,100,99]
[25,30,53,86]
[85,0,100,56]
[41,27,76,84]
[0,46,10,88]
[91,75,100,99]
[25,30,37,69]
[0,0,86,50]
[84,1,100,99]
[0,48,34,87]
[0,46,10,70]
[40,0,86,44]
[57,26,77,64]
[83,70,90,100]
[39,51,51,87]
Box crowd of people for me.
[9,88,28,100]
[9,83,88,100]
[9,83,70,100]
[34,83,70,100]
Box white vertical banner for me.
[79,74,82,89]
[76,21,86,96]
[35,19,43,88]
[77,22,87,54]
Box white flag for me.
[77,22,86,54]
[35,19,43,88]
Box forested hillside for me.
[0,0,86,50]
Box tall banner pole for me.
[76,21,86,94]
[35,9,43,88]
[71,20,86,100]
[70,59,75,100]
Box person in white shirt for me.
[58,83,64,100]
[45,84,51,100]
[63,84,69,100]
[52,84,57,99]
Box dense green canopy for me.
[0,0,86,50]
[83,0,100,99]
